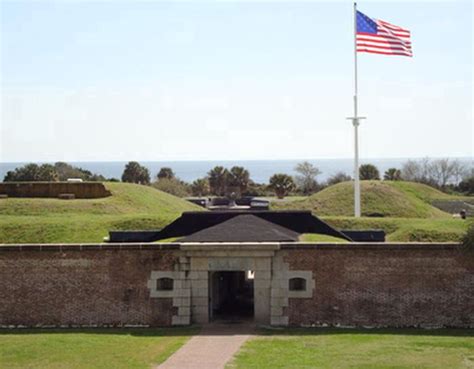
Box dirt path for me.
[156,322,254,369]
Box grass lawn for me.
[272,180,471,219]
[323,216,472,242]
[0,182,202,243]
[0,327,198,369]
[227,328,474,369]
[299,234,349,243]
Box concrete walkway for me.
[156,322,255,369]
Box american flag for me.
[356,10,412,57]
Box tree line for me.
[3,162,107,182]
[4,158,473,198]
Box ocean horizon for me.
[1,157,472,184]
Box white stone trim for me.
[287,271,315,298]
[147,256,192,325]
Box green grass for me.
[323,216,472,242]
[227,328,474,369]
[0,181,471,243]
[0,327,198,369]
[272,181,469,218]
[0,182,203,244]
[299,234,349,243]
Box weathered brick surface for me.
[0,248,177,327]
[284,247,474,328]
[0,182,111,198]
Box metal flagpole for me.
[347,2,365,218]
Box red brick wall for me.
[0,245,178,327]
[0,182,111,198]
[283,244,474,328]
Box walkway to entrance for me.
[156,322,255,369]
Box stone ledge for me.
[0,243,181,252]
[280,242,462,250]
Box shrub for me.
[359,164,380,180]
[461,223,474,252]
[384,168,402,181]
[157,167,175,180]
[152,178,190,197]
[191,178,210,197]
[327,172,352,186]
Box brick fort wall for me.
[282,244,474,328]
[0,182,111,199]
[0,243,472,328]
[0,245,177,327]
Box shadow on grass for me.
[256,326,474,338]
[0,326,200,337]
[0,325,472,338]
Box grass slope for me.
[0,328,197,369]
[299,234,349,243]
[0,182,203,244]
[323,216,471,242]
[227,328,474,369]
[272,181,465,218]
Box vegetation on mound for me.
[299,234,349,243]
[323,216,472,242]
[272,180,470,218]
[0,182,203,244]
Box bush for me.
[359,164,380,180]
[457,176,474,195]
[152,178,191,197]
[384,168,402,181]
[157,167,175,180]
[461,223,474,252]
[327,172,352,186]
[191,178,210,197]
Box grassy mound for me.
[0,182,203,244]
[272,181,464,218]
[299,234,349,243]
[323,216,472,242]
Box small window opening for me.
[157,277,174,291]
[289,277,306,291]
[246,270,255,280]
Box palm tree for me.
[269,173,296,199]
[228,166,250,196]
[383,168,402,181]
[207,166,228,196]
[191,178,210,197]
[121,161,150,184]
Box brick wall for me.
[0,182,111,198]
[1,243,472,328]
[0,245,178,327]
[282,244,474,328]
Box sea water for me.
[0,158,472,184]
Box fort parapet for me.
[0,242,472,328]
[0,182,111,199]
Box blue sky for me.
[1,0,472,162]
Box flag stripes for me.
[356,11,413,57]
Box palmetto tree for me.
[191,178,210,197]
[269,173,296,199]
[383,168,402,181]
[228,166,250,195]
[207,166,228,196]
